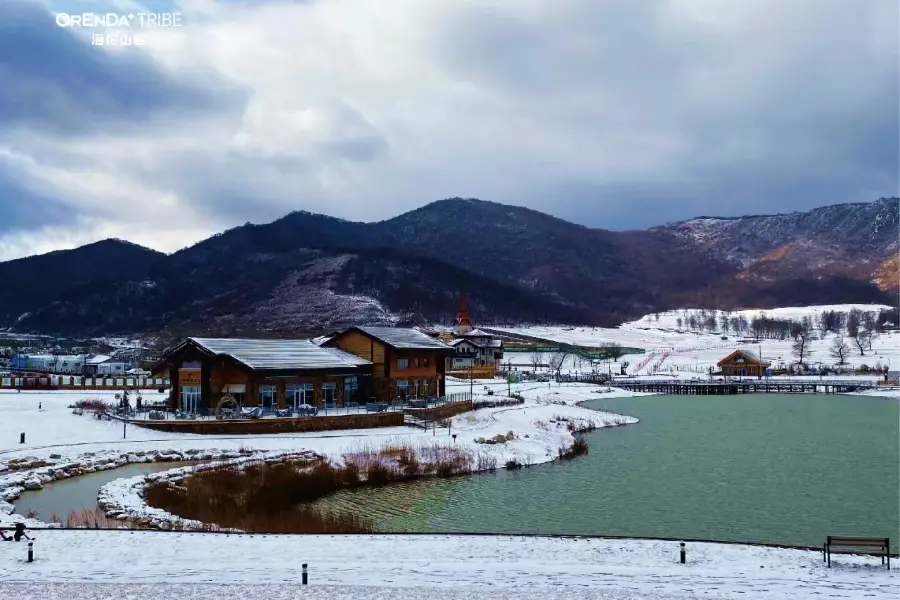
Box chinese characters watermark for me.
[54,12,184,47]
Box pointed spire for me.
[452,293,474,335]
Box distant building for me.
[11,353,86,373]
[326,326,455,401]
[716,350,771,377]
[84,354,129,375]
[446,296,504,370]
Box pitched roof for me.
[717,349,771,367]
[461,328,492,337]
[188,337,371,370]
[352,327,454,351]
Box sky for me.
[0,0,897,261]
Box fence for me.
[448,367,497,379]
[0,375,170,391]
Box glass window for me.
[423,357,429,367]
[412,380,419,398]
[181,386,201,413]
[343,377,358,404]
[421,380,428,396]
[259,385,277,408]
[414,358,420,367]
[323,383,337,405]
[397,380,409,400]
[398,359,409,369]
[286,383,313,407]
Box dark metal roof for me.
[189,337,371,370]
[354,327,454,351]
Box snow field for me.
[0,531,896,599]
[496,304,899,380]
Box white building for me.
[448,329,504,368]
[84,354,129,375]
[12,353,86,373]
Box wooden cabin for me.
[152,337,373,413]
[325,326,455,402]
[716,350,771,377]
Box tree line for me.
[667,307,897,368]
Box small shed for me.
[717,350,771,377]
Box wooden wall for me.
[332,331,385,375]
[134,411,404,434]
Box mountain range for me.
[1,196,897,337]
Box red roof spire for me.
[453,294,473,333]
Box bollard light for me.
[302,563,308,585]
[27,541,33,563]
[679,542,686,564]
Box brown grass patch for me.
[145,443,476,533]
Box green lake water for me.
[13,462,196,522]
[312,394,900,546]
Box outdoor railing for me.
[0,375,170,390]
[132,392,474,421]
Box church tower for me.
[452,294,474,335]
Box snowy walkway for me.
[0,532,896,599]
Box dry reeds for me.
[145,442,478,533]
[68,398,112,412]
[558,436,589,460]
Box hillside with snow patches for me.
[493,304,899,378]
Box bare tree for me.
[676,317,683,330]
[719,314,730,333]
[829,335,850,365]
[604,342,626,363]
[846,309,866,356]
[530,352,544,372]
[547,351,569,380]
[791,320,811,366]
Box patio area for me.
[124,393,472,423]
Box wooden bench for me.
[824,536,890,569]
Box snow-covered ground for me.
[0,382,640,528]
[495,304,899,379]
[0,336,896,598]
[0,531,896,599]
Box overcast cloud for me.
[0,0,897,260]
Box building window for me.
[423,357,429,367]
[343,377,359,405]
[323,383,337,406]
[398,359,409,369]
[421,380,429,397]
[286,383,313,408]
[412,380,420,398]
[259,385,277,409]
[397,380,409,401]
[414,358,420,368]
[181,386,201,413]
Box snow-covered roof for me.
[86,355,112,364]
[449,337,502,348]
[352,327,453,351]
[188,338,371,371]
[717,349,770,366]
[462,328,492,337]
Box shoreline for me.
[1,385,643,529]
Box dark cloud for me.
[0,0,896,260]
[0,0,245,135]
[0,169,74,232]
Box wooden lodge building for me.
[716,350,771,378]
[155,337,373,413]
[324,326,455,402]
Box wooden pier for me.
[612,379,878,395]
